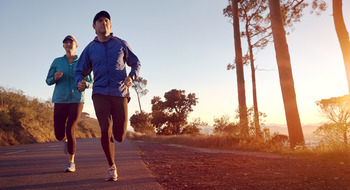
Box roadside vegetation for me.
[129,87,350,163]
[0,86,100,146]
[128,131,350,163]
[127,0,349,157]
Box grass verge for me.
[127,131,350,163]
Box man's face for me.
[63,39,77,51]
[93,16,111,36]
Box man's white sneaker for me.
[64,162,76,173]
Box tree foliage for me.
[181,118,207,135]
[130,111,155,135]
[246,106,267,136]
[151,89,198,135]
[224,0,271,65]
[214,108,266,136]
[213,115,239,135]
[223,0,326,69]
[316,95,350,144]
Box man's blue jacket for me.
[75,35,141,98]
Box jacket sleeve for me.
[46,59,57,86]
[123,41,141,80]
[84,73,93,88]
[75,44,93,89]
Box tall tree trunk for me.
[333,0,350,93]
[344,131,347,144]
[246,22,261,137]
[268,0,305,148]
[343,123,348,144]
[136,91,142,113]
[232,0,249,135]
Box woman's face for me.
[63,39,78,52]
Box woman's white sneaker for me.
[105,165,118,181]
[64,162,76,172]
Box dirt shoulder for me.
[133,140,350,190]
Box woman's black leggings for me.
[92,94,128,166]
[54,103,84,155]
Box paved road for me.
[0,138,163,190]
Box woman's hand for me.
[78,79,87,92]
[54,71,63,81]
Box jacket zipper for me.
[105,42,111,96]
[69,60,72,102]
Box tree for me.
[130,111,155,134]
[246,106,267,136]
[224,0,326,137]
[231,0,249,136]
[268,0,305,148]
[332,0,350,93]
[151,89,198,135]
[213,115,239,135]
[181,118,207,135]
[225,0,270,137]
[316,95,350,144]
[131,77,149,113]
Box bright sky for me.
[0,0,349,130]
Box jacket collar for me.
[93,33,114,43]
[63,54,79,62]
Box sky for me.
[0,0,349,130]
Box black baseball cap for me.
[93,11,111,24]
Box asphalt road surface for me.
[0,138,163,190]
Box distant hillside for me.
[77,112,101,139]
[263,123,323,141]
[0,86,100,146]
[199,123,322,141]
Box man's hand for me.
[54,71,63,81]
[78,79,87,92]
[124,76,133,88]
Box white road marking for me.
[4,150,27,155]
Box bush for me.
[130,111,155,135]
[0,86,100,146]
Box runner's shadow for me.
[1,178,120,190]
[0,170,63,178]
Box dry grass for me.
[128,132,238,149]
[288,142,350,163]
[0,117,100,146]
[127,131,350,163]
[127,131,289,153]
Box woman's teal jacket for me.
[46,55,92,103]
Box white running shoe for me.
[64,162,76,173]
[105,165,118,181]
